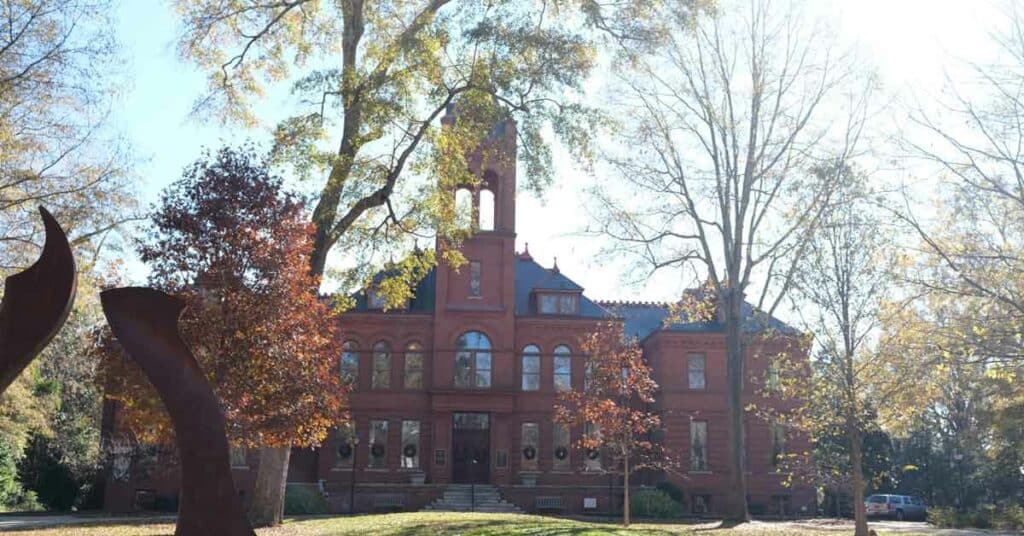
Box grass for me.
[4,511,941,536]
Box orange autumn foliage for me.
[97,146,347,448]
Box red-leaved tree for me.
[554,322,667,527]
[98,145,347,526]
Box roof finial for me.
[519,242,533,260]
[552,256,560,273]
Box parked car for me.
[864,494,927,521]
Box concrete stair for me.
[422,484,522,513]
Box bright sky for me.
[111,0,1007,304]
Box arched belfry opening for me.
[478,189,495,231]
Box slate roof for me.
[513,257,611,318]
[599,300,799,341]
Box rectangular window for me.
[539,294,558,314]
[521,423,539,471]
[771,423,787,469]
[688,354,706,389]
[336,421,356,468]
[369,420,388,468]
[583,423,601,471]
[469,261,481,297]
[455,350,491,388]
[553,424,570,471]
[368,289,385,309]
[691,420,708,471]
[230,446,247,468]
[554,355,572,392]
[404,346,423,389]
[692,494,711,514]
[401,420,420,469]
[522,354,540,391]
[558,294,577,314]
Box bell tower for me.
[433,110,518,384]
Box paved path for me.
[756,519,1022,535]
[0,514,175,531]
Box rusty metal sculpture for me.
[101,287,255,536]
[0,207,76,393]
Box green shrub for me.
[927,507,957,527]
[654,481,684,504]
[929,505,1024,530]
[630,489,683,519]
[283,483,328,515]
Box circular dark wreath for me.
[338,443,353,459]
[522,446,537,460]
[554,446,569,460]
[403,444,418,458]
[586,448,601,460]
[371,444,385,458]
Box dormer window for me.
[538,292,579,315]
[367,288,386,309]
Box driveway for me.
[761,519,1022,535]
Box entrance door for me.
[452,412,490,483]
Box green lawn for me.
[6,512,936,536]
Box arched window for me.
[341,340,359,385]
[404,342,424,389]
[521,344,540,391]
[454,331,492,388]
[455,188,473,230]
[478,189,495,231]
[553,345,572,391]
[372,341,391,389]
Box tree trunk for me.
[849,424,869,536]
[622,454,630,527]
[723,290,750,522]
[249,446,291,527]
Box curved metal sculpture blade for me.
[0,207,76,393]
[101,287,255,536]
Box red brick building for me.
[102,115,813,517]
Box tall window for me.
[469,261,482,297]
[341,341,359,384]
[401,420,420,469]
[404,342,423,389]
[336,421,356,468]
[583,423,601,471]
[521,345,540,391]
[369,420,388,468]
[454,331,492,388]
[521,422,539,471]
[771,423,787,469]
[688,354,706,389]
[691,420,709,471]
[553,424,570,471]
[478,189,495,230]
[553,345,572,391]
[372,341,391,389]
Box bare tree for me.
[783,165,893,535]
[0,0,135,272]
[592,0,865,520]
[895,3,1024,364]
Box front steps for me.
[422,484,522,513]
